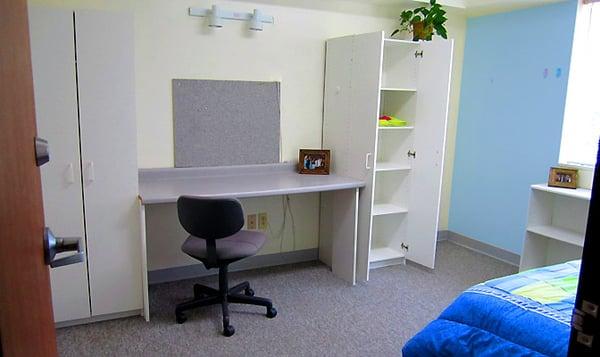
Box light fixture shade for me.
[249,9,263,31]
[209,5,223,28]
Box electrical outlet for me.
[258,212,268,230]
[247,214,257,230]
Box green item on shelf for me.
[379,115,408,127]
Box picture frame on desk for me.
[548,167,578,189]
[298,149,330,175]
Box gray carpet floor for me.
[56,241,516,356]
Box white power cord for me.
[265,195,298,253]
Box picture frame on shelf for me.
[298,149,330,175]
[548,167,578,189]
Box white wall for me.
[29,0,466,268]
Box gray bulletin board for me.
[173,79,281,168]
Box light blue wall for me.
[449,0,578,254]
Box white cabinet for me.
[520,184,590,271]
[29,8,89,323]
[323,32,453,281]
[30,7,141,322]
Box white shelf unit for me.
[375,162,411,172]
[520,184,591,271]
[369,246,406,269]
[322,31,453,281]
[372,203,408,216]
[379,126,414,131]
[380,87,418,92]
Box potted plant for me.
[391,0,448,41]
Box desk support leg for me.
[139,203,150,321]
[321,188,359,285]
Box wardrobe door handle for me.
[365,153,372,170]
[66,163,75,184]
[85,161,95,182]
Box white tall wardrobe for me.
[323,31,453,282]
[29,7,142,323]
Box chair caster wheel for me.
[176,312,187,324]
[193,285,206,299]
[244,288,255,296]
[223,325,235,337]
[266,306,277,318]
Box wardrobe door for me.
[351,32,385,282]
[406,39,453,269]
[75,10,141,316]
[322,31,383,283]
[29,7,91,322]
[321,35,359,284]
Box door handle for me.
[365,153,372,170]
[43,228,84,268]
[66,163,75,184]
[84,161,95,182]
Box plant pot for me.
[412,21,433,41]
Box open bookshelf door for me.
[349,31,384,281]
[405,39,453,268]
[322,31,383,282]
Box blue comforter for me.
[403,261,579,356]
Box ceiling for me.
[347,0,567,16]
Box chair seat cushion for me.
[181,230,267,264]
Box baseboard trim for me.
[445,231,520,267]
[148,248,319,285]
[437,230,449,241]
[55,309,142,328]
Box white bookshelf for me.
[520,184,590,271]
[379,126,414,131]
[322,31,453,280]
[526,225,584,247]
[375,162,411,172]
[380,87,418,92]
[372,203,408,216]
[369,246,406,269]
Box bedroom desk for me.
[138,163,365,320]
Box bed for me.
[403,260,580,356]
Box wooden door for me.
[0,0,58,355]
[75,10,142,316]
[406,39,453,268]
[29,6,91,322]
[568,142,600,355]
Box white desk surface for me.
[139,163,365,205]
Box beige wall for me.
[441,8,466,230]
[28,0,465,264]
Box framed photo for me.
[298,149,330,175]
[548,167,578,189]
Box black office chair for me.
[175,196,277,336]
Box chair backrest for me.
[177,196,244,239]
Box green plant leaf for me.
[435,25,448,39]
[395,0,447,40]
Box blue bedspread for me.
[402,261,580,356]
